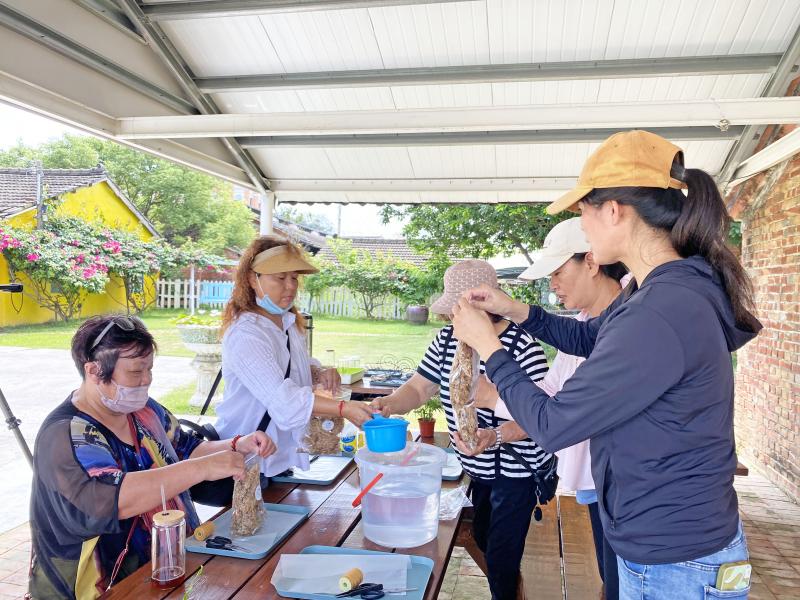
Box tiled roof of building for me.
[318,236,433,267]
[273,216,329,253]
[0,166,108,219]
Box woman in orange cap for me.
[452,130,761,600]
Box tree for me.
[381,204,570,264]
[393,255,449,307]
[276,205,334,234]
[198,197,256,254]
[1,216,223,320]
[322,239,416,319]
[0,135,255,249]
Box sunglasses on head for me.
[90,317,137,351]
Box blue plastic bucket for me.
[362,414,409,452]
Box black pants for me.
[471,476,538,600]
[587,501,619,600]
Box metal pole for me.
[34,161,44,229]
[189,263,196,315]
[0,387,33,468]
[261,192,274,235]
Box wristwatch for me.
[486,426,503,452]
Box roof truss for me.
[195,54,782,92]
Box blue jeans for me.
[618,521,750,599]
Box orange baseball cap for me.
[547,130,686,215]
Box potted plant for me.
[173,310,223,406]
[414,397,443,438]
[396,260,449,325]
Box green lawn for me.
[0,308,194,356]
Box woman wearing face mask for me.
[214,235,373,481]
[452,130,761,599]
[29,315,276,599]
[458,218,628,600]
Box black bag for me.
[502,445,559,521]
[178,332,289,506]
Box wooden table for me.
[343,379,396,398]
[107,433,464,600]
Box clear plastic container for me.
[355,442,446,548]
[151,509,186,588]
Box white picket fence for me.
[297,287,406,320]
[156,279,410,319]
[156,279,200,309]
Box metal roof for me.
[1,0,799,206]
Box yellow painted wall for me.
[0,181,158,328]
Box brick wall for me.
[733,150,800,502]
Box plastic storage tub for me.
[355,443,447,548]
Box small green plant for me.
[172,309,222,326]
[414,396,443,421]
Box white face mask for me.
[97,379,150,414]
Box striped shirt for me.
[417,322,551,480]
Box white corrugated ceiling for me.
[1,0,799,205]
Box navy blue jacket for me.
[485,256,760,564]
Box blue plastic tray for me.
[442,447,463,481]
[186,503,309,560]
[271,456,353,485]
[273,545,434,600]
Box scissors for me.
[204,536,249,552]
[335,583,418,599]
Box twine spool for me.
[193,521,215,541]
[339,567,364,592]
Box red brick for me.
[735,152,800,502]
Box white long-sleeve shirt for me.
[214,311,317,476]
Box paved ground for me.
[0,346,195,536]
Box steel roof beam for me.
[142,0,465,20]
[117,0,271,194]
[0,2,195,114]
[239,127,744,147]
[115,98,796,139]
[718,23,800,191]
[70,0,144,41]
[269,177,578,192]
[196,54,782,92]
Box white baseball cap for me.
[520,218,591,281]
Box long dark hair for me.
[583,164,759,331]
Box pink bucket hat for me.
[429,259,498,315]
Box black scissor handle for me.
[336,583,383,598]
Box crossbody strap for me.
[200,330,291,433]
[256,332,290,432]
[439,326,454,376]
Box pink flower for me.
[26,253,39,262]
[10,239,20,248]
[82,267,96,279]
[206,265,215,271]
[103,241,121,253]
[76,253,85,264]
